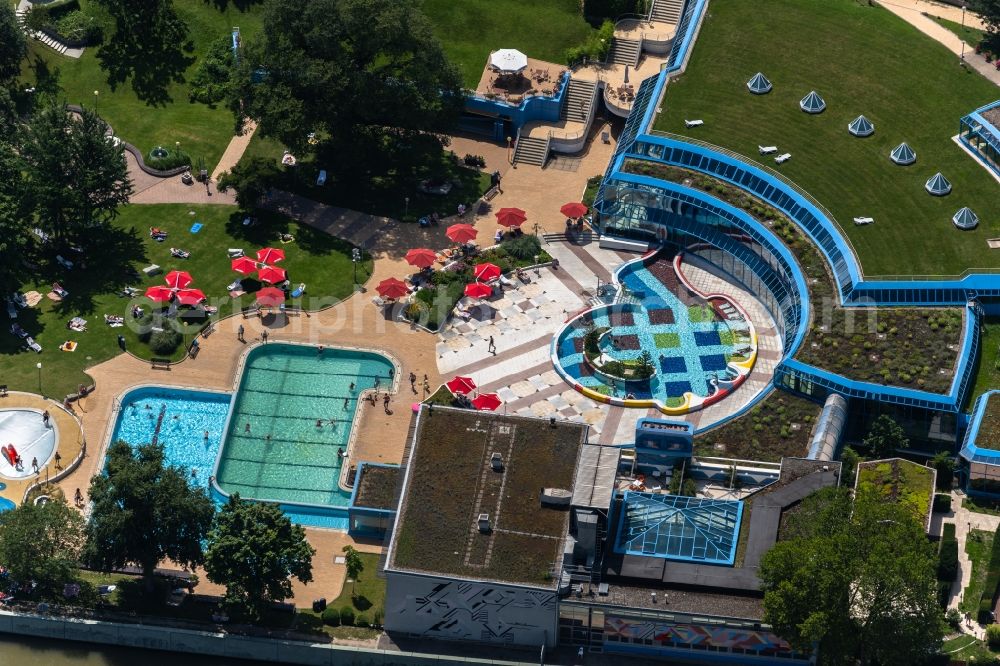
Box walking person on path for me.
[54,452,62,469]
[261,330,269,344]
[383,393,391,414]
[42,410,50,427]
[237,324,244,342]
[488,336,496,355]
[31,457,38,474]
[409,372,417,392]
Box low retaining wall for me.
[0,609,536,665]
[65,105,190,178]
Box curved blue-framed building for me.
[593,0,1000,446]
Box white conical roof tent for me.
[848,115,874,137]
[747,72,772,94]
[890,142,916,165]
[953,207,979,230]
[925,172,952,196]
[799,91,826,113]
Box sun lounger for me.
[227,248,244,258]
[10,323,28,338]
[684,119,704,128]
[68,317,87,332]
[774,153,792,164]
[104,314,124,327]
[758,145,777,155]
[52,282,69,299]
[56,255,74,270]
[316,169,327,186]
[5,300,16,319]
[372,296,388,308]
[32,227,51,243]
[120,286,139,298]
[142,264,161,277]
[291,283,306,298]
[149,227,167,241]
[853,217,875,225]
[170,248,191,259]
[11,293,27,309]
[226,280,243,292]
[25,337,42,353]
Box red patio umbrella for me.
[464,282,493,299]
[164,270,193,289]
[446,376,477,396]
[144,285,174,302]
[231,256,258,275]
[495,207,527,228]
[255,287,286,307]
[446,223,478,244]
[256,247,285,264]
[257,266,287,284]
[175,288,206,306]
[560,202,589,219]
[405,248,437,269]
[472,393,503,412]
[473,262,501,282]
[376,277,409,300]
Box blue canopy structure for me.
[925,172,952,196]
[848,115,874,137]
[746,72,772,95]
[953,207,979,230]
[889,142,916,165]
[799,90,826,114]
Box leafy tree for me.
[217,156,280,210]
[91,0,192,104]
[0,497,85,593]
[204,494,315,621]
[839,446,861,487]
[188,37,235,107]
[20,105,133,246]
[970,1,1000,40]
[759,487,943,665]
[931,450,955,490]
[229,0,463,155]
[862,414,908,459]
[84,441,214,593]
[0,3,27,85]
[0,143,31,295]
[342,545,364,596]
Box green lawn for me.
[941,635,999,662]
[654,0,1000,277]
[21,0,263,168]
[961,528,995,614]
[930,14,988,49]
[969,318,1000,408]
[298,552,385,640]
[422,0,593,88]
[0,204,369,399]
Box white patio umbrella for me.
[490,49,528,73]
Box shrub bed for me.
[939,522,958,583]
[622,160,963,393]
[979,524,1000,623]
[933,493,952,513]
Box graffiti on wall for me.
[605,616,796,653]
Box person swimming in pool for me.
[244,422,251,433]
[316,419,324,427]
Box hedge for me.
[979,523,1000,623]
[933,493,952,513]
[938,539,959,582]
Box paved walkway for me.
[211,120,258,181]
[935,492,1000,640]
[876,0,1000,86]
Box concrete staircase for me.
[649,0,685,24]
[607,37,641,67]
[34,30,69,55]
[512,134,550,167]
[560,78,598,123]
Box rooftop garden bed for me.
[652,0,1000,277]
[978,393,1000,445]
[391,409,585,586]
[856,458,934,526]
[695,390,820,462]
[353,465,399,511]
[622,160,964,394]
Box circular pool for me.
[0,409,57,479]
[551,252,757,415]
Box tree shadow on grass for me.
[95,12,195,107]
[352,594,372,611]
[27,54,62,104]
[204,0,264,11]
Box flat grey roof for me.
[572,445,620,510]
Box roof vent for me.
[490,452,504,472]
[541,488,573,507]
[477,513,491,533]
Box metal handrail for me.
[647,129,862,273]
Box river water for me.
[0,634,256,665]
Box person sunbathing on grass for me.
[170,247,190,259]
